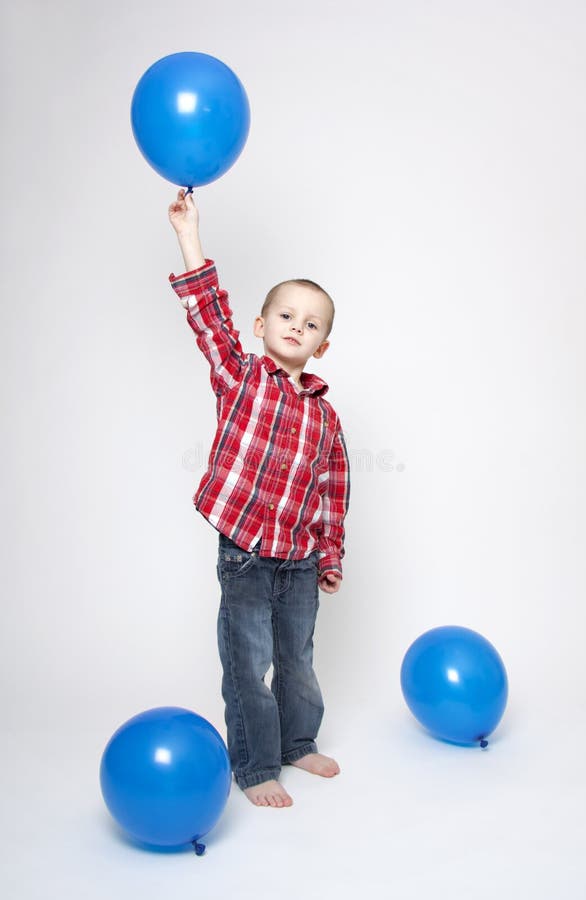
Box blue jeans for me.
[216,532,324,789]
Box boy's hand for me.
[168,189,199,235]
[318,572,342,594]
[169,189,205,272]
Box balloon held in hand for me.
[131,51,251,188]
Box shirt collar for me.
[261,355,329,397]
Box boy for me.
[168,189,350,808]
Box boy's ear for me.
[312,340,330,359]
[253,315,264,337]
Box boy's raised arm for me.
[168,191,246,397]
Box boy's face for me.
[253,284,331,369]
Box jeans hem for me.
[281,742,318,764]
[235,767,282,789]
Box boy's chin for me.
[270,343,305,359]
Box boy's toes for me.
[243,779,292,808]
[290,752,341,777]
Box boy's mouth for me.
[283,337,300,345]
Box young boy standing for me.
[168,189,350,808]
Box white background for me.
[2,0,585,897]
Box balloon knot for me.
[192,840,206,856]
[480,739,489,750]
[185,186,194,195]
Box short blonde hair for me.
[261,278,335,338]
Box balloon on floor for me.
[131,51,250,188]
[100,706,231,854]
[400,626,508,747]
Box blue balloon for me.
[400,626,508,746]
[131,52,250,187]
[100,707,231,850]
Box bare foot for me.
[290,752,340,777]
[242,779,293,807]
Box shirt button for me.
[281,463,287,469]
[269,503,275,510]
[291,427,297,434]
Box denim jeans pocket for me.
[218,543,258,581]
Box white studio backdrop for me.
[2,0,585,747]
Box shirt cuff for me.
[317,552,343,580]
[169,258,217,293]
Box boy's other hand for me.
[318,572,342,594]
[168,189,199,235]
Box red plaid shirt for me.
[169,259,350,578]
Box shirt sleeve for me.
[169,259,247,397]
[317,421,351,580]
